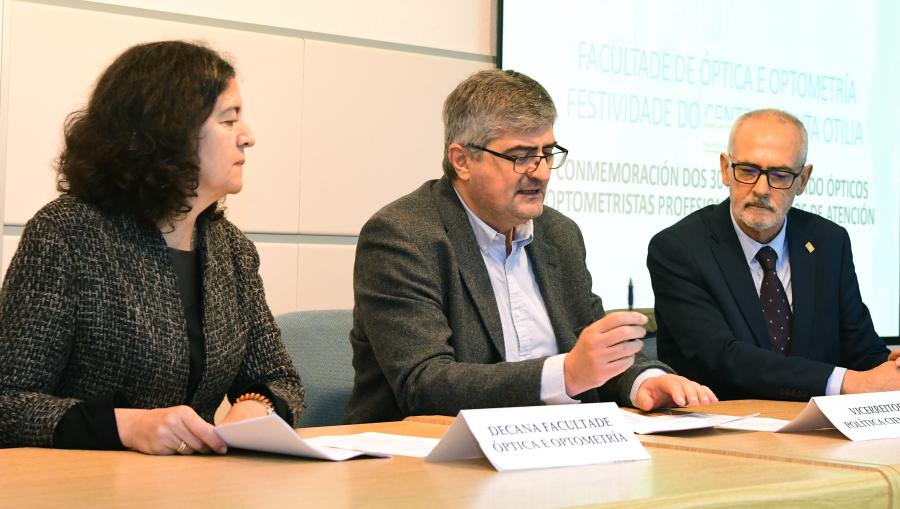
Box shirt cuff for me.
[826,367,847,396]
[53,391,130,450]
[540,353,580,405]
[629,368,668,406]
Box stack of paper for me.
[214,413,437,460]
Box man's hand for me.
[842,360,900,394]
[115,406,227,455]
[563,311,647,397]
[889,349,900,367]
[633,374,717,411]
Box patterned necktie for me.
[755,246,792,354]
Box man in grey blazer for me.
[345,69,715,423]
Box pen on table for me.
[628,278,634,311]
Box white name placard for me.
[424,403,650,471]
[802,391,900,441]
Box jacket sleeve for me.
[0,216,83,447]
[353,213,547,417]
[226,236,305,426]
[834,229,888,371]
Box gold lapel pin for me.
[805,241,815,253]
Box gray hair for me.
[728,108,809,166]
[442,69,557,179]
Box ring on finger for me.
[176,440,188,454]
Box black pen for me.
[628,278,634,311]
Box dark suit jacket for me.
[0,197,304,447]
[647,199,887,401]
[345,177,668,423]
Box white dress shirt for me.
[456,191,662,404]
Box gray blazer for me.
[345,177,668,423]
[0,197,304,447]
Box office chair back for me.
[276,309,354,427]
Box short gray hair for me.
[442,69,557,179]
[728,108,809,166]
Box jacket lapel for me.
[708,200,772,348]
[785,210,815,357]
[433,178,507,359]
[194,218,234,404]
[526,221,574,353]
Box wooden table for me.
[647,400,900,493]
[3,405,899,508]
[412,400,900,506]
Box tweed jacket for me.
[648,199,887,400]
[345,177,669,423]
[0,197,304,447]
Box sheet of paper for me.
[624,392,900,439]
[306,432,439,458]
[621,411,755,434]
[425,403,650,471]
[776,399,834,433]
[716,416,792,432]
[214,413,384,461]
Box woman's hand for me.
[115,406,227,455]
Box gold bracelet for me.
[235,392,274,414]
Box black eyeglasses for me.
[727,155,803,190]
[468,144,568,175]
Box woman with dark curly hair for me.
[0,40,305,455]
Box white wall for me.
[0,0,9,241]
[0,0,494,315]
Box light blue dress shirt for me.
[456,191,662,404]
[729,211,845,395]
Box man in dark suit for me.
[648,109,900,401]
[345,69,715,424]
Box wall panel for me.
[299,40,489,234]
[255,242,300,315]
[0,0,9,238]
[2,1,304,232]
[297,244,354,310]
[0,234,17,279]
[84,0,495,56]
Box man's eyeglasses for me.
[727,155,803,190]
[469,144,568,175]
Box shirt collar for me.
[729,206,788,265]
[454,187,534,253]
